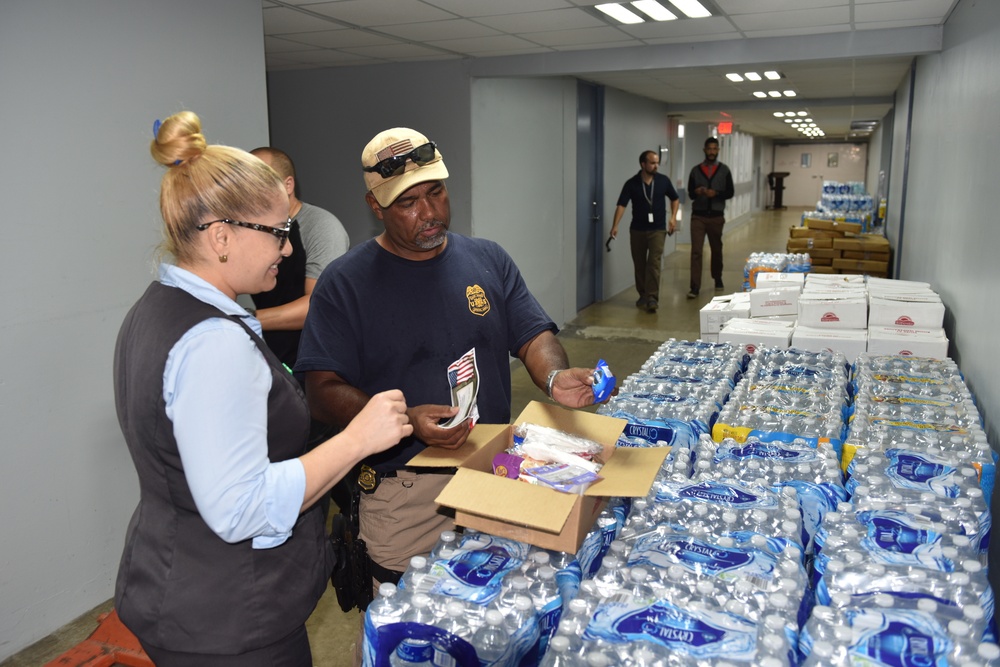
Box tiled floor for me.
[2,207,801,667]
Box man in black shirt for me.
[610,150,679,313]
[686,137,735,298]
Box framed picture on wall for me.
[801,153,811,168]
[828,152,839,168]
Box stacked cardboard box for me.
[787,220,890,277]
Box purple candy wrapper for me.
[492,452,524,479]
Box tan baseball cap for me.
[362,128,449,207]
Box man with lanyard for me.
[686,137,735,299]
[610,150,679,313]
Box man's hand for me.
[668,218,677,234]
[705,188,717,198]
[408,404,471,450]
[550,368,618,408]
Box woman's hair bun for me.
[150,111,208,167]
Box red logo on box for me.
[900,350,913,356]
[896,316,915,326]
[746,344,757,354]
[821,312,840,322]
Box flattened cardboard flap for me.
[584,446,668,497]
[435,467,578,533]
[406,423,508,468]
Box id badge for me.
[648,213,654,223]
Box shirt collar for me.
[158,263,262,336]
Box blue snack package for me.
[593,359,616,403]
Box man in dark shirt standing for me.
[610,150,679,313]
[686,137,735,299]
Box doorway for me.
[576,81,604,311]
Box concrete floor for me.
[2,207,800,667]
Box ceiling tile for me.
[618,15,739,38]
[306,0,454,26]
[523,26,636,46]
[341,42,449,57]
[376,18,501,41]
[263,6,342,34]
[855,0,951,23]
[716,0,846,12]
[731,6,849,31]
[264,35,329,53]
[554,40,646,51]
[421,0,574,17]
[279,29,400,48]
[428,34,546,53]
[741,25,852,38]
[474,8,605,33]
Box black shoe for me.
[715,281,724,292]
[686,290,698,299]
[646,299,658,313]
[636,297,647,309]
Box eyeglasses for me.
[196,218,293,251]
[362,142,437,179]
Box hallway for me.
[2,206,800,667]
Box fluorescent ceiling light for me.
[678,124,685,138]
[753,91,767,98]
[783,90,796,97]
[726,73,744,82]
[768,91,781,97]
[764,71,781,80]
[668,0,712,18]
[632,0,677,21]
[596,3,644,23]
[744,72,762,81]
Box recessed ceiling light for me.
[797,111,808,117]
[667,0,712,18]
[809,123,817,127]
[786,120,795,124]
[783,90,796,97]
[726,73,744,82]
[773,112,785,117]
[768,91,781,97]
[805,118,813,123]
[764,71,782,80]
[596,3,645,23]
[631,0,677,21]
[753,91,767,98]
[745,72,762,81]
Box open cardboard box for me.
[408,401,667,552]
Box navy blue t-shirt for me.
[296,233,557,472]
[616,171,679,231]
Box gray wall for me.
[889,0,1000,575]
[898,0,1000,440]
[0,0,270,658]
[470,77,579,327]
[266,61,473,244]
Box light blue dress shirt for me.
[159,264,307,549]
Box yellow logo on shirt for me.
[466,285,490,316]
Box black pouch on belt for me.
[329,466,374,612]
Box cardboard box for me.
[805,274,866,290]
[750,287,800,317]
[841,251,890,262]
[792,325,868,363]
[809,266,838,274]
[787,237,834,250]
[719,318,794,354]
[700,299,732,335]
[867,325,949,359]
[868,293,946,329]
[422,402,666,552]
[754,272,805,290]
[809,257,834,266]
[832,235,890,252]
[790,226,842,239]
[866,277,932,293]
[804,218,863,234]
[805,248,841,260]
[797,290,868,329]
[833,258,890,274]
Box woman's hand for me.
[343,389,412,457]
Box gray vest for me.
[113,282,332,654]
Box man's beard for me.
[414,221,447,249]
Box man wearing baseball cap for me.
[297,128,602,592]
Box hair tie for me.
[152,119,162,138]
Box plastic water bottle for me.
[391,593,436,666]
[503,595,535,634]
[540,635,581,667]
[471,609,509,665]
[438,600,472,640]
[399,555,430,593]
[368,582,404,629]
[431,530,458,561]
[495,575,530,615]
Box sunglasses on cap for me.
[362,142,437,179]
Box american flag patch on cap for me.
[375,139,414,163]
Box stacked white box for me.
[791,326,868,363]
[749,286,800,317]
[867,325,949,358]
[719,317,794,354]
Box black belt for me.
[357,464,456,494]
